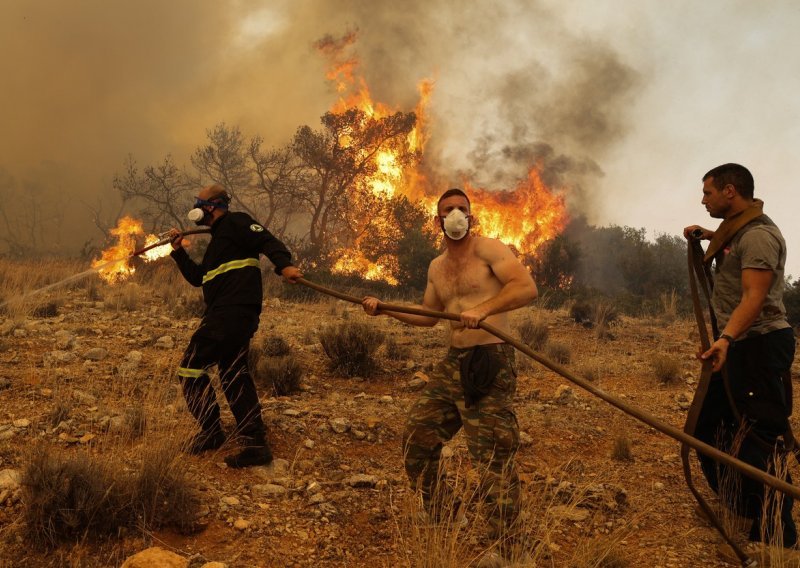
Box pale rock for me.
[221,496,240,506]
[550,505,590,522]
[12,419,30,429]
[0,489,10,505]
[233,518,250,531]
[121,546,188,568]
[54,330,75,350]
[306,481,322,495]
[119,350,143,373]
[155,336,174,349]
[303,439,315,449]
[554,385,575,404]
[43,350,76,366]
[282,409,303,417]
[309,493,327,505]
[352,429,366,440]
[0,430,16,441]
[0,321,15,336]
[12,328,27,338]
[519,431,534,447]
[654,482,665,490]
[200,563,227,568]
[329,418,350,434]
[345,474,378,488]
[379,395,393,403]
[83,347,108,361]
[252,484,287,498]
[0,469,21,491]
[72,389,97,405]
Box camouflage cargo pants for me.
[403,343,520,533]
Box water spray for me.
[0,228,211,311]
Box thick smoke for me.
[0,0,638,256]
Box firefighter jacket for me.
[170,212,293,312]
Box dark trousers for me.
[695,327,796,546]
[178,305,266,445]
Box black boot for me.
[187,428,225,455]
[224,443,273,468]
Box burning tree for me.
[291,108,419,264]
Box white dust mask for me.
[442,209,470,240]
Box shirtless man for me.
[363,188,537,545]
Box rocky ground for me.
[1,269,800,567]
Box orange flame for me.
[320,33,569,284]
[91,216,172,283]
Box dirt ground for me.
[1,271,799,568]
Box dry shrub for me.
[22,448,126,547]
[106,283,142,312]
[385,336,411,361]
[546,341,572,364]
[256,354,304,396]
[659,289,678,323]
[651,354,681,384]
[570,301,594,325]
[611,436,634,462]
[47,396,72,428]
[32,302,59,318]
[22,444,200,548]
[319,321,385,377]
[516,316,549,350]
[260,335,292,357]
[124,404,147,439]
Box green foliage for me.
[784,277,800,328]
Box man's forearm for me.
[474,281,537,318]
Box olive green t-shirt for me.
[711,215,791,338]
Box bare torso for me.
[429,237,511,348]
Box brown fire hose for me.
[131,228,211,257]
[296,277,800,507]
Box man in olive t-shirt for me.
[684,163,796,547]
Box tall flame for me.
[91,216,172,283]
[318,33,568,284]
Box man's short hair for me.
[702,163,754,199]
[437,188,470,213]
[206,184,232,206]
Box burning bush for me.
[319,321,385,377]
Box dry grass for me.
[255,354,304,396]
[546,341,572,364]
[659,289,679,323]
[610,436,634,463]
[515,315,549,351]
[319,321,386,377]
[651,354,682,384]
[384,336,412,361]
[392,458,632,568]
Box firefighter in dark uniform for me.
[168,184,302,468]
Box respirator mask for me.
[440,209,470,241]
[187,198,228,226]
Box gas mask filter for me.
[187,198,228,226]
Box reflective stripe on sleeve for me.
[202,258,260,284]
[177,367,206,378]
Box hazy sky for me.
[2,1,799,274]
